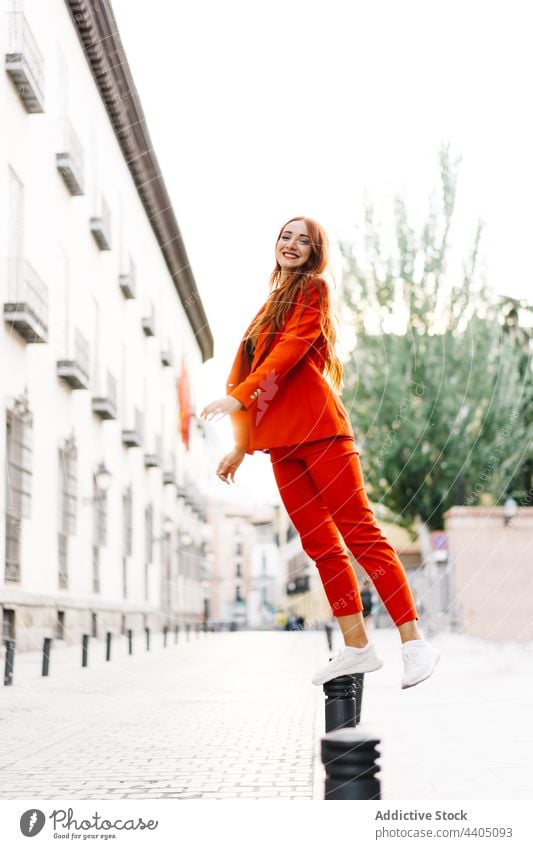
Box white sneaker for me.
[401,638,440,689]
[311,642,384,686]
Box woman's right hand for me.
[216,447,245,484]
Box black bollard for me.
[4,639,15,686]
[325,622,333,652]
[42,637,52,677]
[106,631,112,661]
[174,624,179,644]
[145,627,150,651]
[354,673,365,724]
[186,623,190,641]
[127,629,133,655]
[323,675,357,732]
[82,634,89,667]
[322,726,381,800]
[163,626,168,647]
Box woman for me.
[200,216,440,689]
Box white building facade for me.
[1,0,214,649]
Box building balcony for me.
[141,303,155,337]
[5,11,45,113]
[163,453,177,486]
[56,118,84,195]
[144,452,160,468]
[4,258,48,343]
[57,327,90,389]
[90,197,111,250]
[145,434,163,468]
[119,259,136,299]
[122,406,143,448]
[92,369,117,420]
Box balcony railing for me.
[122,406,143,448]
[160,347,173,367]
[90,197,111,250]
[56,118,84,195]
[119,258,136,299]
[4,258,48,343]
[144,433,162,468]
[163,453,177,486]
[92,369,117,420]
[5,11,45,112]
[57,327,90,389]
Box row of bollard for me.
[3,620,206,685]
[320,627,382,800]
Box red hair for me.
[243,216,344,393]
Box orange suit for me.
[226,278,354,455]
[225,277,418,623]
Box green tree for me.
[339,144,532,536]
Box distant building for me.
[445,505,533,641]
[1,0,213,648]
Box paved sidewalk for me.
[0,629,326,800]
[0,627,531,800]
[331,625,533,800]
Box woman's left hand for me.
[200,395,243,422]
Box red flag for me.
[177,358,192,449]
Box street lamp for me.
[82,462,112,503]
[95,462,112,492]
[162,516,174,535]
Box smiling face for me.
[275,220,312,277]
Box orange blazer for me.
[225,277,355,455]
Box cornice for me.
[65,0,213,362]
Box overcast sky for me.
[111,0,533,495]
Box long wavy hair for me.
[243,216,344,393]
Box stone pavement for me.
[0,626,532,800]
[339,624,533,800]
[0,629,326,800]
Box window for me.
[92,544,100,594]
[55,610,65,640]
[93,478,107,547]
[5,393,33,582]
[145,504,153,564]
[58,435,77,535]
[58,434,77,589]
[122,486,132,555]
[2,608,15,641]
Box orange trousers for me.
[269,435,419,625]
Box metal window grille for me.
[58,530,68,588]
[122,486,132,555]
[93,477,107,547]
[92,543,100,594]
[145,504,153,564]
[58,435,77,535]
[122,555,127,599]
[5,394,33,581]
